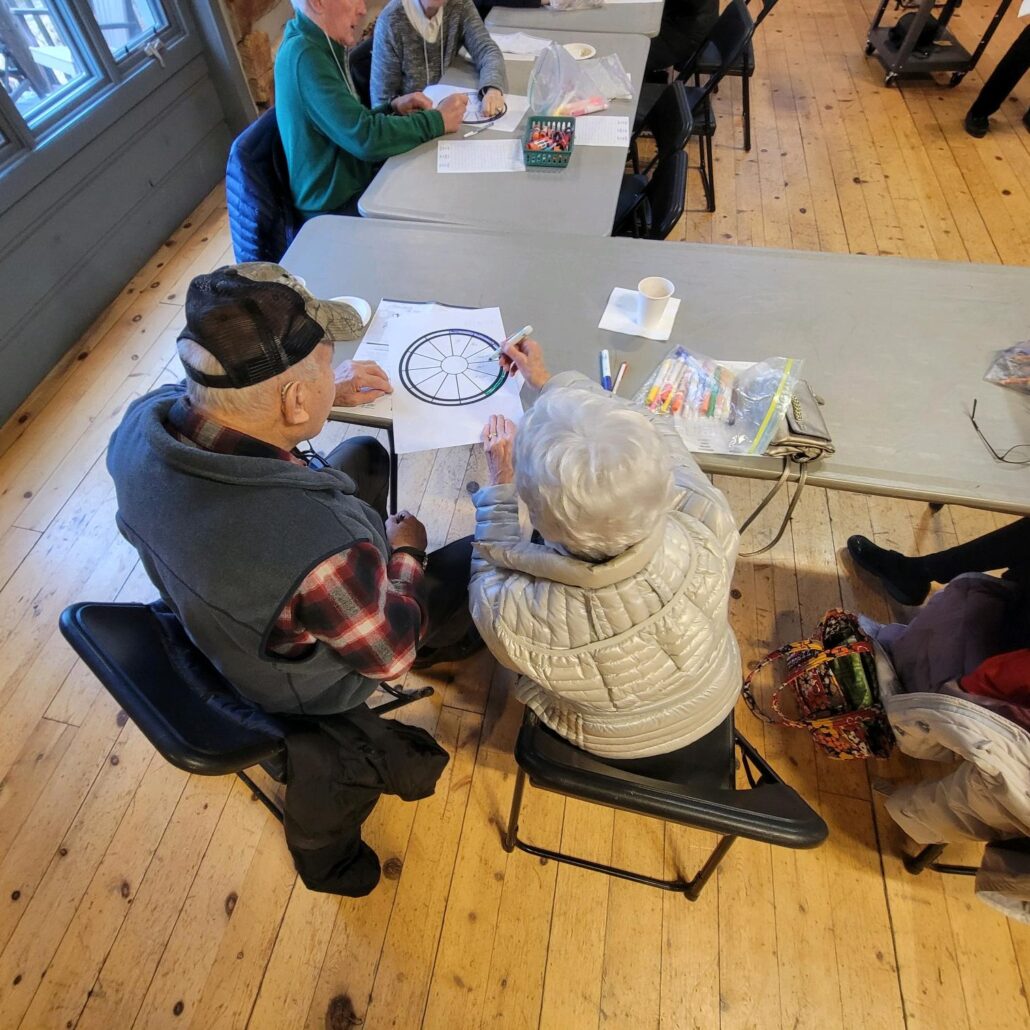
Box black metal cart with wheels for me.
[865,0,1015,87]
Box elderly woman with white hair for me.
[470,338,741,759]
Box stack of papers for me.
[437,139,525,174]
[490,31,552,60]
[574,116,630,148]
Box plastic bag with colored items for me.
[527,42,608,116]
[580,53,632,103]
[632,346,803,455]
[984,342,1030,394]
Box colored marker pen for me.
[600,349,613,391]
[646,359,673,408]
[612,361,628,396]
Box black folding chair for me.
[59,602,432,820]
[502,710,827,900]
[634,0,756,212]
[692,0,781,152]
[617,82,692,237]
[614,149,688,240]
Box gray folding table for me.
[284,217,1030,516]
[486,3,664,39]
[358,29,648,236]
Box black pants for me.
[647,0,718,73]
[913,516,1030,585]
[326,436,474,648]
[969,23,1030,119]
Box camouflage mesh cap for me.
[177,262,365,389]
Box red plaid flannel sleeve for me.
[269,543,428,680]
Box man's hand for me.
[481,415,517,485]
[334,359,393,407]
[386,510,428,551]
[481,88,505,119]
[437,93,469,134]
[391,92,433,115]
[500,336,550,390]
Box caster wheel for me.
[885,72,898,86]
[865,40,875,55]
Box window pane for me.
[87,0,167,60]
[0,1,91,124]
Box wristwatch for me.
[391,545,429,570]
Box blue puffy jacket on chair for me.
[225,107,300,264]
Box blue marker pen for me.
[600,349,613,391]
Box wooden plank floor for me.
[0,0,1028,1026]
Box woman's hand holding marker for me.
[500,329,551,389]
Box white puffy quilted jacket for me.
[469,372,742,758]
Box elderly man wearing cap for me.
[107,262,479,720]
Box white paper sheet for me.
[574,115,630,147]
[437,139,525,173]
[490,31,552,57]
[423,82,494,123]
[1021,0,1029,17]
[382,306,524,454]
[598,287,682,341]
[331,299,434,424]
[485,94,530,133]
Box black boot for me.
[964,109,989,138]
[846,535,931,606]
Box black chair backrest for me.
[225,106,300,264]
[679,0,756,95]
[59,602,287,776]
[644,149,688,241]
[641,80,693,172]
[750,0,782,29]
[349,37,374,109]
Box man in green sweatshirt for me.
[275,0,468,217]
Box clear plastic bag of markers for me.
[632,346,803,455]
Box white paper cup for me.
[636,277,674,330]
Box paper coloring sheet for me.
[382,305,524,454]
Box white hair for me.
[514,390,674,561]
[176,338,325,421]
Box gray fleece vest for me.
[106,384,389,716]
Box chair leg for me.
[237,770,284,823]
[705,132,716,211]
[501,767,736,899]
[697,134,715,213]
[386,424,399,516]
[903,843,947,873]
[684,834,736,900]
[903,842,977,877]
[742,75,751,152]
[503,765,528,852]
[373,683,435,715]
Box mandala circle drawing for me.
[399,329,507,407]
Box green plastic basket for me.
[522,116,576,168]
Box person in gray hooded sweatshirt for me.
[371,0,508,117]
